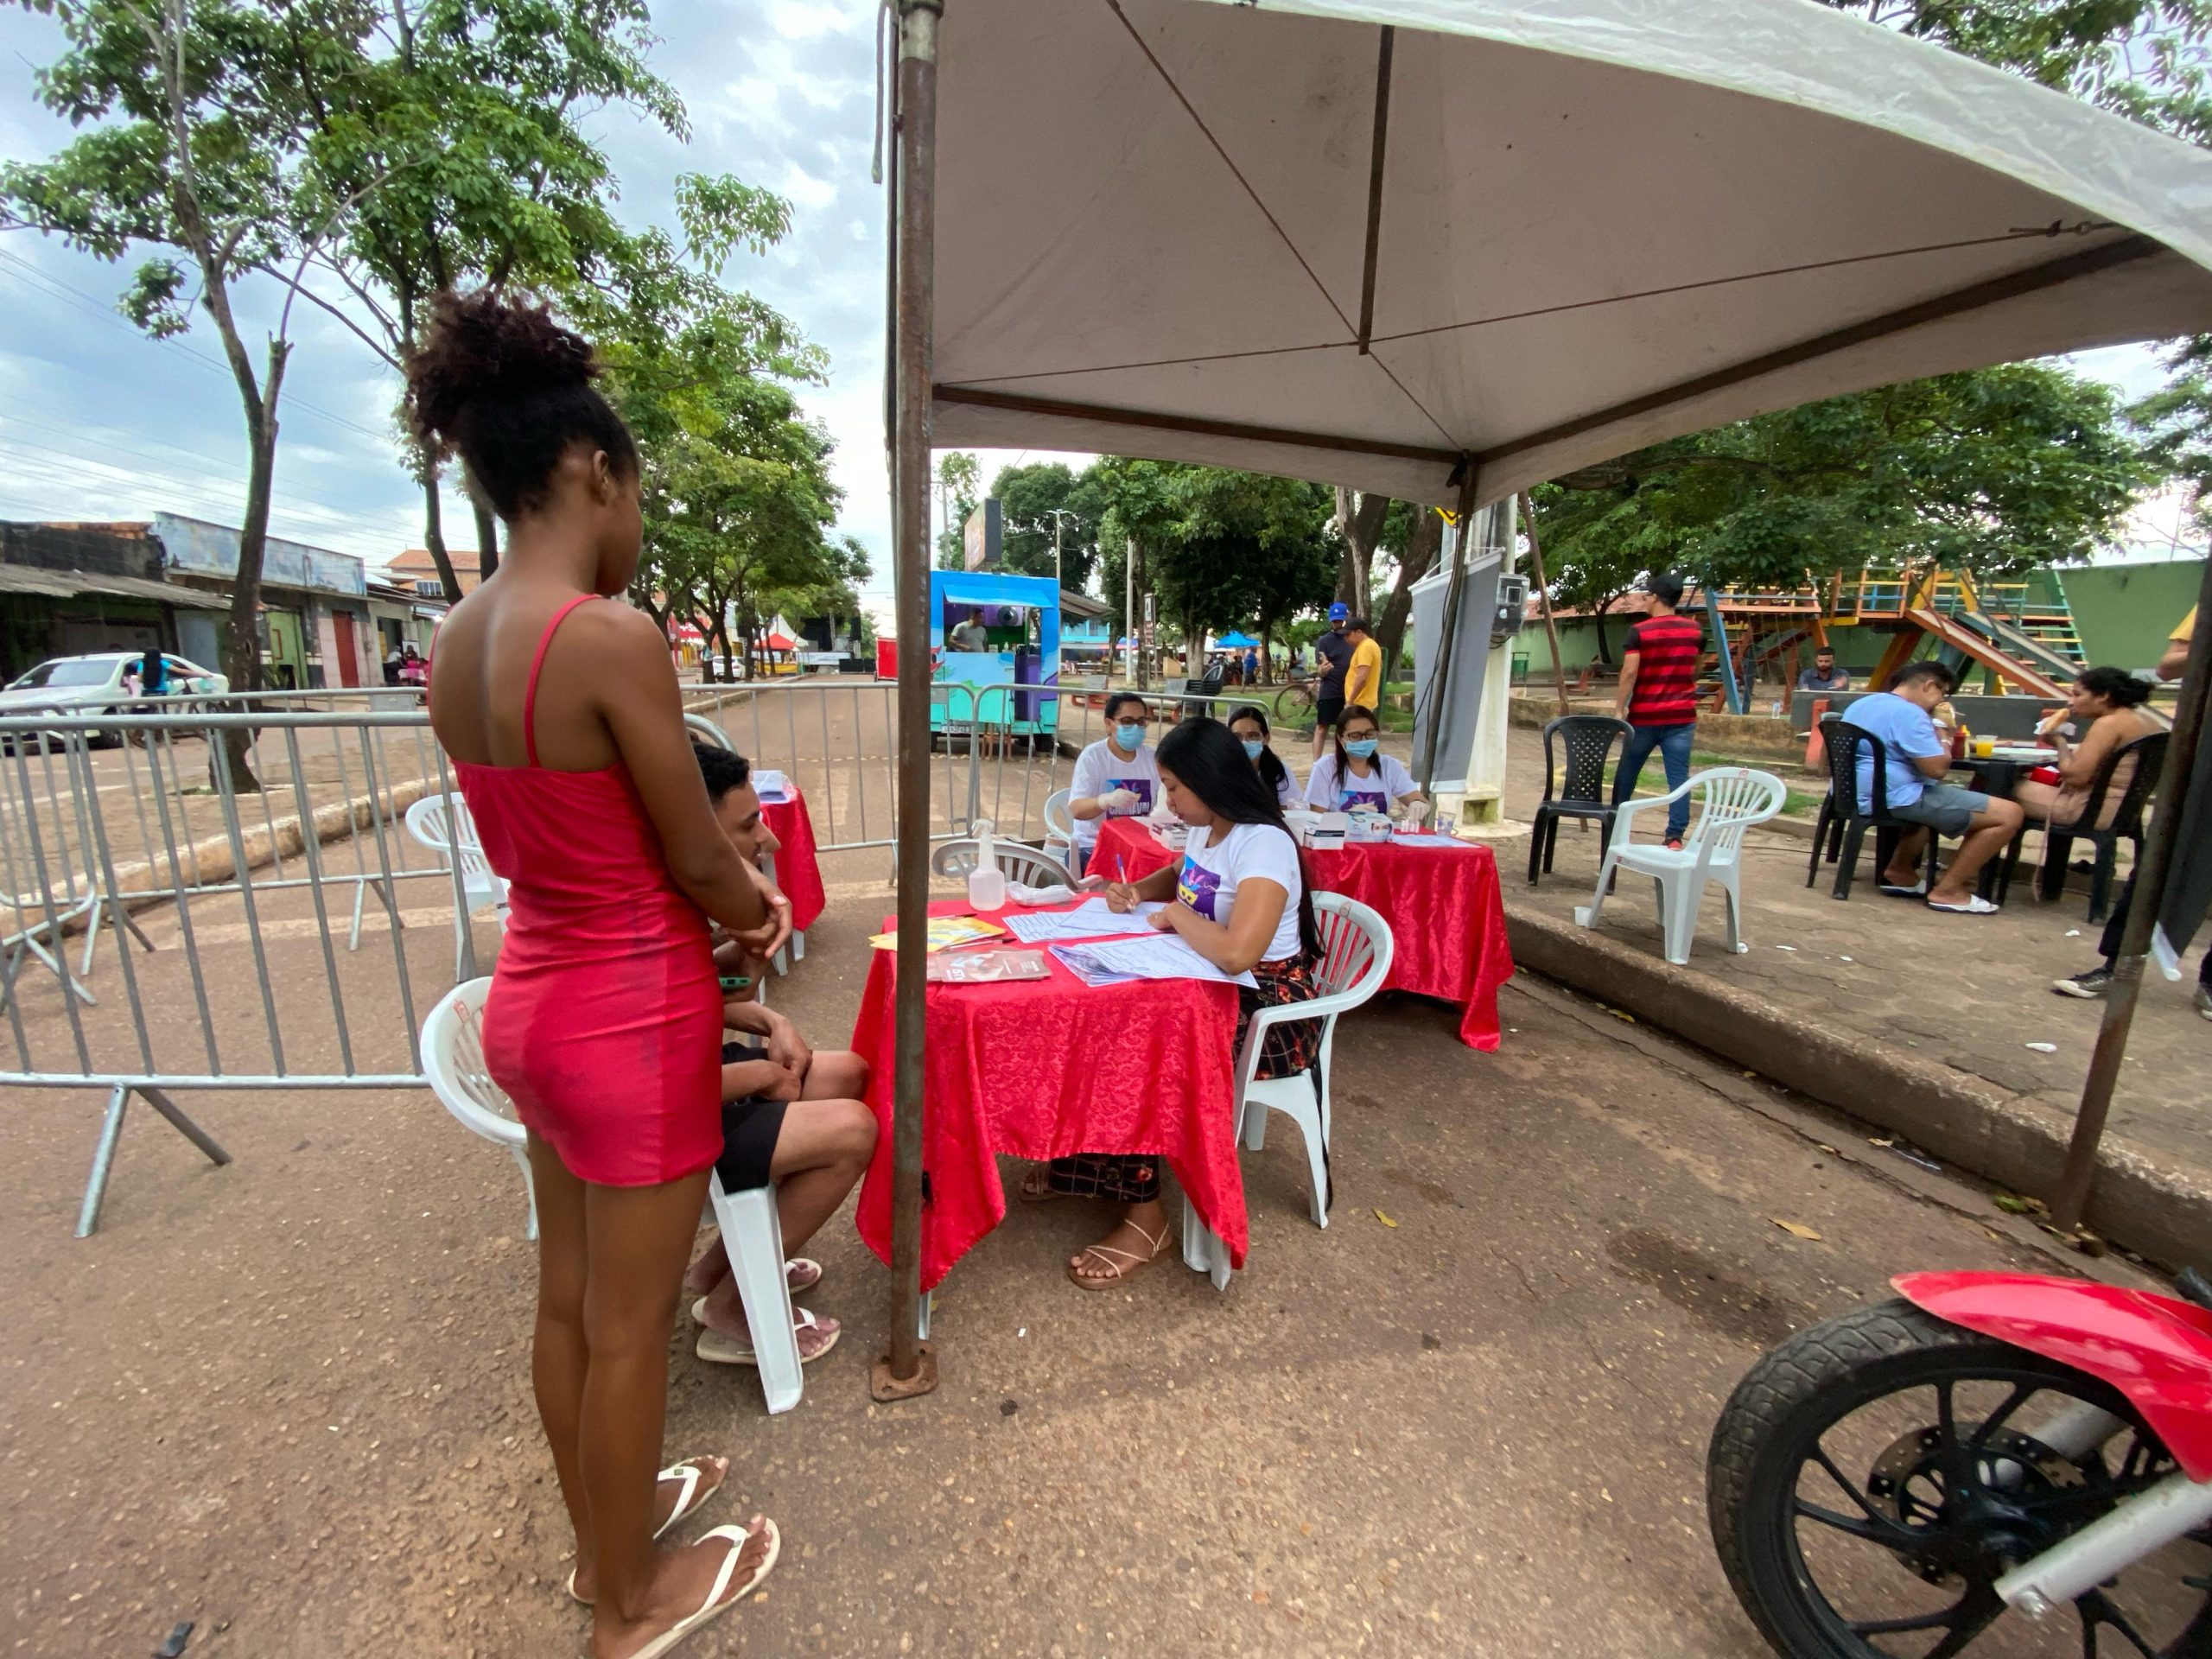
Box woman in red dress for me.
[410,291,782,1659]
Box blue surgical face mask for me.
[1241,739,1265,761]
[1114,722,1145,750]
[1344,737,1380,761]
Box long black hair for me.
[1332,702,1382,781]
[1227,703,1291,801]
[1156,716,1321,958]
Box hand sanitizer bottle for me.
[967,817,1007,911]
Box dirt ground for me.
[0,834,2152,1658]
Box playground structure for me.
[1695,563,2084,711]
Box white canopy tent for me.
[870,0,2212,1395]
[925,0,2212,508]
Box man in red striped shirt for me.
[1611,573,1704,848]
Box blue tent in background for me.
[1216,631,1259,649]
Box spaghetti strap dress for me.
[451,594,723,1186]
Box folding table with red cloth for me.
[758,786,825,933]
[850,899,1244,1293]
[1093,815,1514,1049]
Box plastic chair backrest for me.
[420,977,524,1150]
[407,791,495,882]
[1043,789,1074,842]
[1682,767,1788,861]
[930,838,1077,887]
[1310,893,1393,1002]
[1822,721,1889,819]
[2076,730,2167,837]
[1541,715,1630,806]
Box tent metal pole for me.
[2050,551,2212,1233]
[1354,26,1395,355]
[874,0,943,1403]
[1416,469,1480,791]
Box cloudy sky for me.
[0,0,2196,619]
[0,0,1056,622]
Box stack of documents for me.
[1051,934,1256,988]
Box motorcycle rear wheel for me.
[1708,1297,2212,1657]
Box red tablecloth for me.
[851,900,1244,1291]
[760,790,824,933]
[1093,816,1514,1050]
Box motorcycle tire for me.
[1707,1296,2204,1658]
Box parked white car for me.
[0,652,229,747]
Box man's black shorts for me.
[1315,692,1346,730]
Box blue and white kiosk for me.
[928,569,1061,746]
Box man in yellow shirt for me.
[1343,617,1384,711]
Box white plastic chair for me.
[1180,893,1395,1289]
[418,979,806,1415]
[929,838,1077,887]
[1574,767,1787,966]
[405,792,509,980]
[1042,788,1076,871]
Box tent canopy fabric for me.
[929,0,2212,507]
[1215,631,1260,647]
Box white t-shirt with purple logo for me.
[1305,752,1416,814]
[1174,820,1305,963]
[1068,737,1161,849]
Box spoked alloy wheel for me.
[1708,1300,2212,1657]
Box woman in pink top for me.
[410,291,781,1659]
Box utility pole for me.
[1123,535,1136,686]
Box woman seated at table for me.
[2012,666,2158,830]
[1228,703,1300,810]
[681,742,877,1365]
[1018,717,1324,1287]
[1065,691,1160,875]
[1306,704,1423,815]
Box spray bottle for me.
[968,817,1007,911]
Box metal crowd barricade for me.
[2,677,1230,1236]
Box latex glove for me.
[1402,799,1432,827]
[1006,880,1077,906]
[1102,788,1141,813]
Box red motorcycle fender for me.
[1895,1272,2212,1481]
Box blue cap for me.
[1328,602,1349,622]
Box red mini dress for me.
[454,595,723,1186]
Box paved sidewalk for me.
[1489,725,2211,1252]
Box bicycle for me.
[1272,676,1319,726]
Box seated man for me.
[1796,646,1850,694]
[1850,662,2024,915]
[682,742,877,1366]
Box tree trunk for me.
[1592,594,1619,666]
[1372,505,1441,683]
[1334,487,1388,613]
[418,448,465,603]
[217,374,282,793]
[474,500,500,582]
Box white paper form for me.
[1001,899,1164,944]
[1052,934,1257,988]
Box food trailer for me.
[927,569,1061,746]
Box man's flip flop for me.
[695,1306,841,1366]
[1927,895,1999,915]
[627,1518,781,1659]
[565,1457,728,1605]
[1879,880,1929,896]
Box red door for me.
[332,612,361,688]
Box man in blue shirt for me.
[1848,661,2023,914]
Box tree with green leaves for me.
[934,451,982,569]
[1528,364,2154,657]
[992,461,1105,588]
[2133,336,2212,527]
[3,0,385,778]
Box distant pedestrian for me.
[384,642,406,687]
[138,644,168,697]
[1310,603,1353,760]
[1611,574,1703,849]
[1243,646,1259,685]
[1343,618,1383,714]
[1796,646,1850,693]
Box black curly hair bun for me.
[404,289,636,524]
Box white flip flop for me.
[566,1457,728,1605]
[628,1518,781,1659]
[696,1307,840,1367]
[1926,894,1999,915]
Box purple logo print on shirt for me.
[1176,855,1224,920]
[1338,788,1388,813]
[1108,778,1154,815]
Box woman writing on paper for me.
[1306,704,1424,816]
[1019,717,1323,1288]
[1229,703,1300,810]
